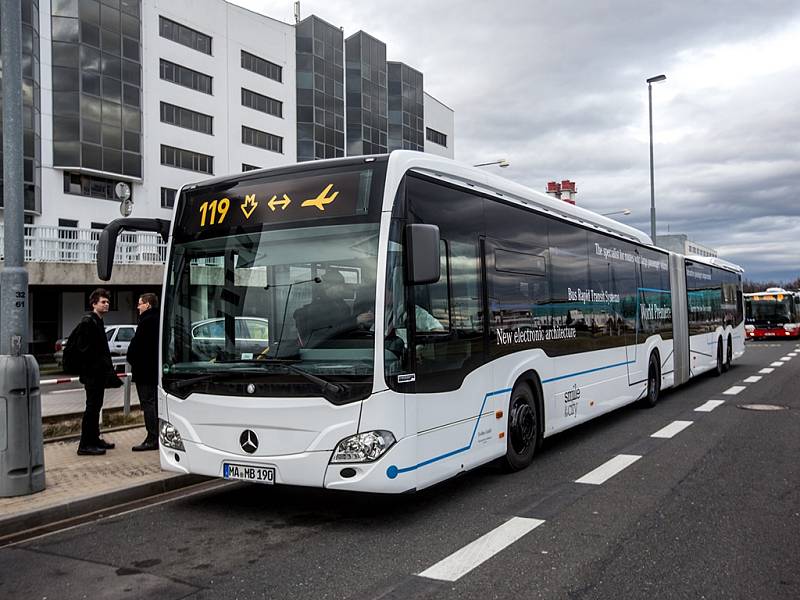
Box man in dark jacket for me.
[126,293,160,451]
[75,288,122,456]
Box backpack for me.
[62,317,90,375]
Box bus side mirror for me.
[97,218,171,281]
[405,224,440,285]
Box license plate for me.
[223,463,275,484]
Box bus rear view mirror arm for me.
[97,218,171,281]
[405,224,441,285]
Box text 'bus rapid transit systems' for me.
[97,151,745,493]
[744,288,800,339]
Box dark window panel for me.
[82,119,102,143]
[159,15,212,55]
[101,54,122,79]
[53,66,79,91]
[161,187,177,208]
[122,59,140,84]
[53,141,80,165]
[52,16,80,42]
[100,4,119,32]
[53,91,80,117]
[123,130,140,152]
[102,148,122,173]
[81,22,100,47]
[122,106,141,131]
[79,0,100,24]
[52,42,79,68]
[123,152,141,177]
[81,93,102,121]
[101,98,121,124]
[102,76,122,102]
[82,71,101,95]
[121,37,139,61]
[80,45,100,71]
[121,12,139,38]
[53,116,80,141]
[122,84,139,107]
[53,0,79,18]
[101,28,120,54]
[102,123,122,149]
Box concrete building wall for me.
[423,92,454,159]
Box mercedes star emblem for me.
[239,429,259,454]
[247,383,256,394]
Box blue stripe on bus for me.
[385,387,512,479]
[541,360,634,383]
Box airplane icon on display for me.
[301,184,339,211]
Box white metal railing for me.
[0,224,167,265]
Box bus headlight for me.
[159,419,185,451]
[745,325,755,333]
[784,324,798,332]
[331,430,395,463]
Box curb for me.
[0,473,211,542]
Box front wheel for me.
[502,383,539,471]
[640,353,661,408]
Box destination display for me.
[175,170,369,240]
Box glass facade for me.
[345,31,387,156]
[387,62,424,152]
[295,15,344,162]
[51,0,142,178]
[0,0,41,212]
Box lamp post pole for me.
[647,74,666,242]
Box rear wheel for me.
[724,336,733,371]
[714,339,724,376]
[503,383,539,471]
[640,353,661,408]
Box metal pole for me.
[648,81,656,243]
[1,0,29,354]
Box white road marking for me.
[759,368,775,374]
[695,400,725,412]
[789,353,797,357]
[770,362,784,367]
[743,376,762,383]
[418,517,545,581]
[723,386,746,395]
[780,357,792,362]
[651,420,694,439]
[575,454,641,485]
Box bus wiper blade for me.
[171,373,217,390]
[284,364,343,396]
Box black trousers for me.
[136,382,158,442]
[80,385,105,448]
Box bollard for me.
[0,355,45,496]
[123,374,131,417]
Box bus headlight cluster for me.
[159,419,185,451]
[331,430,395,463]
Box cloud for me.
[233,0,800,281]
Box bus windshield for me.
[161,162,385,402]
[746,296,793,324]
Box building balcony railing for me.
[0,224,167,265]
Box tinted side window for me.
[686,261,717,334]
[638,247,672,340]
[548,220,591,355]
[406,175,485,393]
[587,232,637,350]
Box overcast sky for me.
[232,0,800,282]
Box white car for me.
[55,324,138,367]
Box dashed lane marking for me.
[695,400,725,412]
[575,454,642,485]
[418,517,545,581]
[759,368,775,374]
[780,356,792,362]
[789,353,797,357]
[743,376,762,383]
[723,386,746,395]
[770,362,784,367]
[651,420,694,439]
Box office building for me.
[0,0,455,357]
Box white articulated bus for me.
[98,151,745,493]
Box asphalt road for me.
[3,340,798,599]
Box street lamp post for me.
[473,159,509,168]
[647,74,666,242]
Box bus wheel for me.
[640,353,661,408]
[503,383,538,471]
[715,340,724,376]
[724,336,733,371]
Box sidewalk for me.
[0,427,206,540]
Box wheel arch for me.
[513,369,545,441]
